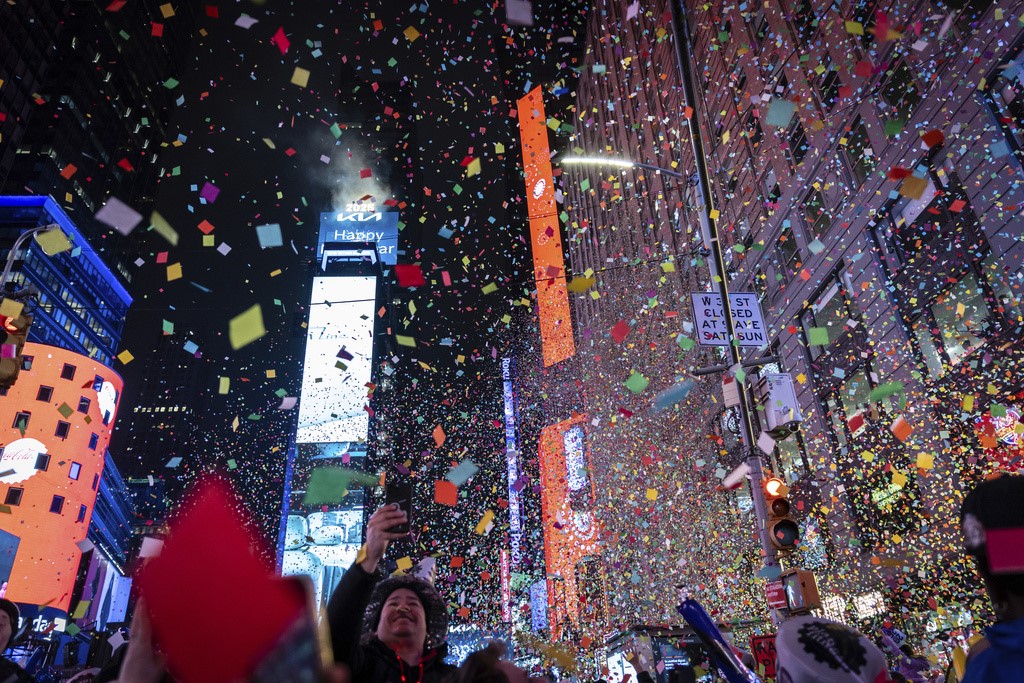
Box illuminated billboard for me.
[283,242,380,610]
[318,209,399,265]
[501,357,524,568]
[295,276,377,444]
[537,415,600,639]
[517,86,575,367]
[0,344,122,616]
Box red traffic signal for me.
[763,476,799,551]
[0,313,32,388]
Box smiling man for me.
[327,504,456,683]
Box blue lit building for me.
[0,195,131,366]
[0,194,135,650]
[88,451,135,574]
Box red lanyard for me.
[397,652,424,683]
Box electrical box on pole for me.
[754,373,804,436]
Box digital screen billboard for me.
[537,415,600,639]
[318,210,399,265]
[517,86,575,367]
[295,276,377,444]
[279,440,366,609]
[501,357,524,568]
[0,344,122,617]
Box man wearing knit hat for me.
[960,473,1024,682]
[775,615,896,683]
[327,504,456,683]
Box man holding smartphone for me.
[327,503,456,683]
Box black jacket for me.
[327,563,456,683]
[0,658,35,683]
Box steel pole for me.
[0,225,56,292]
[667,0,782,591]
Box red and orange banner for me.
[517,87,575,367]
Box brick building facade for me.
[561,0,1024,652]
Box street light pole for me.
[0,224,59,292]
[666,0,782,593]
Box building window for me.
[801,270,856,359]
[55,421,70,439]
[12,412,30,431]
[76,504,87,523]
[802,187,831,240]
[910,271,997,379]
[843,117,875,187]
[49,495,65,514]
[822,365,875,453]
[879,60,922,113]
[818,63,841,110]
[790,1,816,44]
[77,396,91,414]
[88,433,99,450]
[746,9,769,48]
[786,118,810,167]
[775,227,800,281]
[980,252,1023,326]
[34,453,51,471]
[982,45,1024,155]
[4,488,23,506]
[60,363,76,380]
[753,269,768,301]
[20,356,32,371]
[36,386,53,402]
[92,473,99,491]
[69,462,81,480]
[743,109,764,148]
[851,0,878,51]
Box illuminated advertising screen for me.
[517,86,575,367]
[284,266,378,609]
[537,415,600,639]
[280,440,368,610]
[0,344,122,618]
[318,210,399,265]
[501,357,524,568]
[296,276,377,444]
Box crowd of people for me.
[0,474,1022,682]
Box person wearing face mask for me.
[0,599,35,682]
[959,473,1024,683]
[327,504,456,683]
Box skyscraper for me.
[0,0,202,284]
[111,333,208,478]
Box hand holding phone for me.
[359,497,413,573]
[384,481,413,534]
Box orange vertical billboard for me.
[537,414,600,639]
[0,343,122,614]
[517,86,575,367]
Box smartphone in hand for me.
[384,480,413,535]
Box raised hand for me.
[359,504,410,574]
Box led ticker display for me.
[318,209,399,265]
[501,357,524,568]
[295,276,377,444]
[0,344,122,616]
[517,86,575,367]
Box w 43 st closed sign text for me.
[690,292,768,347]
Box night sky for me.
[114,0,588,564]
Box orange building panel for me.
[0,343,122,612]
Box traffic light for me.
[763,476,800,551]
[0,313,32,388]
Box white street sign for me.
[690,292,768,347]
